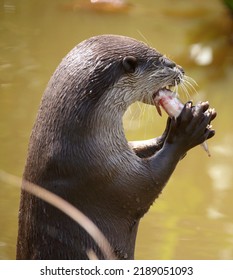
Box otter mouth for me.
[152,85,178,116]
[152,85,176,99]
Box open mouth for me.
[153,85,181,117]
[152,83,177,100]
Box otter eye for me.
[122,56,137,73]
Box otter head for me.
[94,36,185,109]
[52,35,184,125]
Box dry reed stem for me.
[0,169,116,260]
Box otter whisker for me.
[149,94,154,105]
[140,103,153,139]
[136,101,144,129]
[180,82,191,100]
[178,75,199,100]
[136,30,151,47]
[183,76,199,93]
[125,103,140,129]
[138,99,146,119]
[183,77,198,92]
[183,80,198,96]
[184,75,199,87]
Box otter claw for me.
[154,90,215,156]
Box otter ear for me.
[122,56,137,73]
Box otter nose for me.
[159,56,176,69]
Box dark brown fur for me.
[16,35,216,259]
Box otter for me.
[16,34,216,260]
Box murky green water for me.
[0,0,233,259]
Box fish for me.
[154,89,211,156]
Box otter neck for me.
[83,106,128,149]
[75,90,130,145]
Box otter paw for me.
[166,101,216,153]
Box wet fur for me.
[16,35,216,259]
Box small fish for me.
[154,89,211,156]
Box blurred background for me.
[0,0,233,260]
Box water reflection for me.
[209,163,232,191]
[2,0,16,13]
[190,43,213,66]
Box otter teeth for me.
[164,85,175,92]
[164,85,175,93]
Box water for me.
[0,0,233,259]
